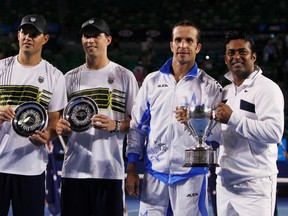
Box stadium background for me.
[1,0,287,131]
[1,0,288,215]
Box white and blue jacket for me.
[127,58,222,185]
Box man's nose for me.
[86,37,93,42]
[179,40,188,47]
[234,51,241,59]
[25,34,32,39]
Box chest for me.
[223,85,257,119]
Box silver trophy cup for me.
[183,105,219,167]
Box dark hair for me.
[224,31,256,53]
[171,20,201,44]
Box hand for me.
[215,102,233,124]
[175,106,188,124]
[125,163,140,197]
[0,106,15,125]
[284,151,288,160]
[56,118,72,136]
[91,114,116,132]
[29,130,49,147]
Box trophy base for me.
[209,150,220,167]
[184,148,220,167]
[183,162,210,167]
[208,163,220,167]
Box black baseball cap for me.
[19,14,47,33]
[80,18,111,36]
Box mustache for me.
[231,60,244,65]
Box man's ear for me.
[196,43,202,54]
[42,34,49,45]
[224,55,228,65]
[252,52,257,62]
[106,35,112,46]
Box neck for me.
[17,52,42,66]
[234,79,245,86]
[86,55,110,70]
[172,60,195,82]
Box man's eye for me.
[30,32,40,38]
[83,33,99,39]
[227,51,234,56]
[22,30,40,38]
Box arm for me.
[125,130,144,197]
[125,76,150,196]
[216,83,284,143]
[126,162,140,196]
[91,114,131,134]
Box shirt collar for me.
[159,57,198,77]
[224,65,262,86]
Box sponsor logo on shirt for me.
[186,193,199,197]
[108,76,114,84]
[38,76,44,83]
[158,84,168,87]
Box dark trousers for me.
[0,172,45,216]
[61,178,124,216]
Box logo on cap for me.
[30,17,36,22]
[88,20,95,24]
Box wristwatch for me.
[111,120,121,133]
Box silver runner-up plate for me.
[12,102,48,137]
[63,96,98,132]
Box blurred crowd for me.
[1,0,288,134]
